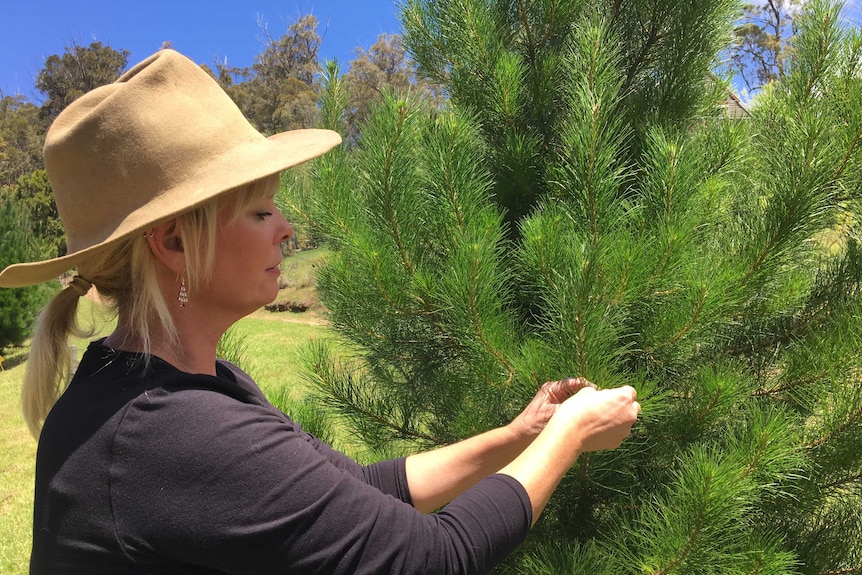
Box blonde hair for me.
[22,174,281,438]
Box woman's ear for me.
[145,219,185,275]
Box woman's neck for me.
[104,321,220,376]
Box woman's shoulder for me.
[54,340,281,440]
[74,340,264,399]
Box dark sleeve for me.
[221,359,414,504]
[291,426,414,505]
[110,386,531,575]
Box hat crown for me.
[45,50,261,255]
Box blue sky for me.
[2,1,861,104]
[0,0,402,102]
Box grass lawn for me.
[0,247,334,573]
[0,345,37,575]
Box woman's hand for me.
[510,377,596,440]
[555,385,640,452]
[500,384,640,524]
[405,378,638,514]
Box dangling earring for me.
[177,272,189,307]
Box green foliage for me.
[0,344,38,575]
[268,382,340,448]
[216,325,255,377]
[0,197,52,350]
[35,40,128,121]
[289,0,862,572]
[0,94,43,188]
[8,169,64,257]
[401,0,738,227]
[299,94,520,446]
[343,33,443,141]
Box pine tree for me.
[287,0,862,572]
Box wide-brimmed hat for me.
[0,49,341,288]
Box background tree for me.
[0,94,44,189]
[343,34,415,139]
[343,33,446,141]
[7,169,64,257]
[1,41,127,263]
[0,197,52,351]
[288,0,862,573]
[730,0,804,92]
[220,15,322,134]
[34,40,129,122]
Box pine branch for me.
[342,395,446,446]
[832,126,862,181]
[464,248,515,384]
[461,0,497,82]
[739,421,780,480]
[649,477,709,575]
[367,251,429,318]
[752,378,808,397]
[644,236,678,293]
[379,102,415,276]
[821,471,862,491]
[808,402,862,449]
[516,0,537,72]
[722,313,809,359]
[794,1,843,104]
[622,4,663,94]
[302,341,448,446]
[743,233,782,285]
[575,265,590,376]
[653,285,707,350]
[401,0,452,85]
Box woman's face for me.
[198,194,293,319]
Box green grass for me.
[0,248,334,573]
[0,345,36,574]
[236,312,334,401]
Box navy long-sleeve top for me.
[30,340,531,574]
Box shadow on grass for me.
[0,345,29,371]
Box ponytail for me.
[21,281,94,438]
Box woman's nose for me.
[277,210,294,244]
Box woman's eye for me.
[255,211,273,221]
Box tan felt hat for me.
[0,49,341,288]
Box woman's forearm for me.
[405,423,534,513]
[408,386,640,523]
[497,417,584,525]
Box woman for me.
[0,49,640,574]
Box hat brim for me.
[0,128,341,288]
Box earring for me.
[177,272,189,307]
